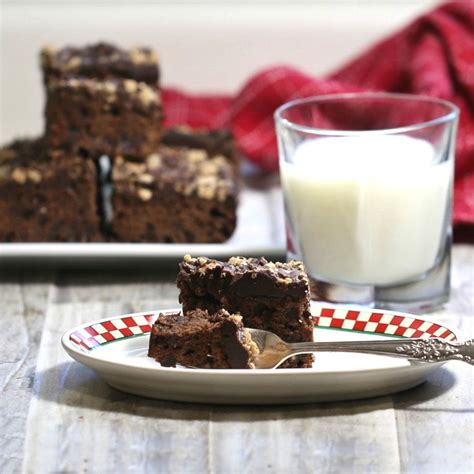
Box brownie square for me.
[148,309,259,369]
[0,138,101,242]
[41,42,159,85]
[162,126,238,165]
[177,255,314,368]
[110,146,238,243]
[45,78,163,160]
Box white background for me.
[1,0,438,143]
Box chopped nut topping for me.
[65,56,81,70]
[196,178,216,200]
[137,84,157,106]
[277,277,293,285]
[137,187,153,201]
[11,168,27,184]
[114,145,235,202]
[124,161,146,176]
[123,79,138,93]
[182,255,309,287]
[187,149,207,162]
[199,160,219,174]
[138,173,154,184]
[103,82,116,94]
[41,45,57,66]
[228,256,246,266]
[130,48,149,64]
[146,153,162,169]
[42,44,57,56]
[53,78,121,95]
[206,261,218,270]
[66,78,80,88]
[28,169,42,183]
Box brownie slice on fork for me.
[148,309,259,369]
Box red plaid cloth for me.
[162,2,474,225]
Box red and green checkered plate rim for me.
[69,307,457,353]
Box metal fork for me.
[247,328,474,369]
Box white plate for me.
[62,306,460,405]
[0,186,286,265]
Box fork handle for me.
[287,338,474,365]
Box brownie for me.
[162,126,238,165]
[110,146,238,243]
[148,309,259,369]
[41,42,159,85]
[0,138,101,242]
[177,255,314,368]
[45,78,163,160]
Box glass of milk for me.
[275,93,459,312]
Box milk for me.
[281,135,452,286]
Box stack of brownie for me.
[0,42,238,243]
[148,254,314,369]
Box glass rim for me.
[274,92,460,136]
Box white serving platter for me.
[0,186,286,265]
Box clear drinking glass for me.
[275,93,459,313]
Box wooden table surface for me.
[1,245,473,474]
